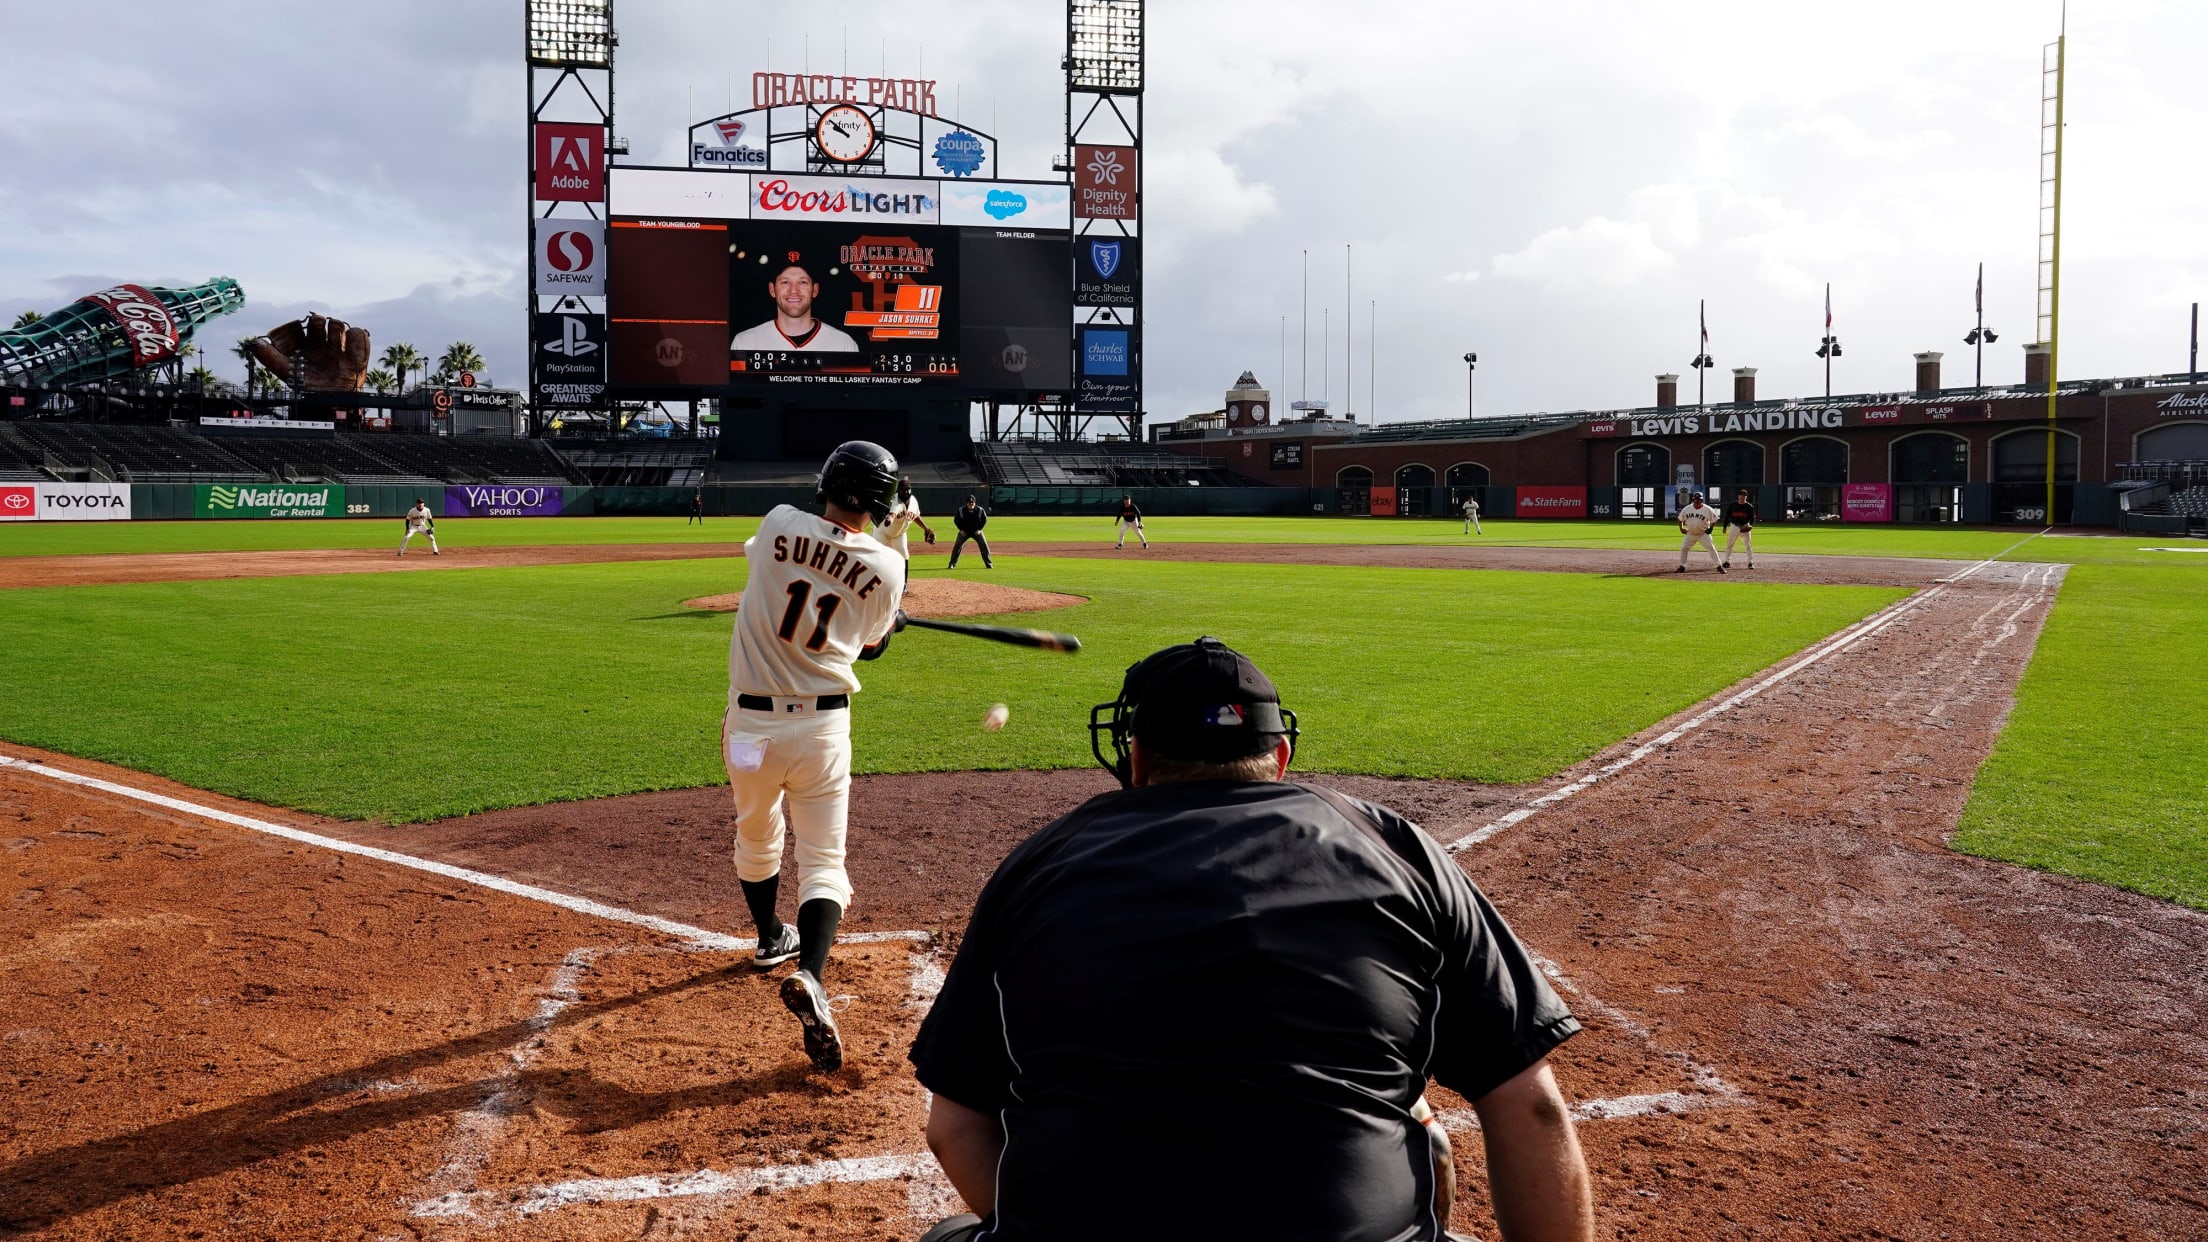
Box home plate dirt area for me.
[6,561,2207,1240]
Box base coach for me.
[910,638,1593,1241]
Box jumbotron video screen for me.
[608,219,1070,396]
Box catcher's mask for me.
[1090,636,1299,789]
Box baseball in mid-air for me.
[982,703,1010,732]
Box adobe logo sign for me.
[535,122,606,202]
[533,220,606,295]
[0,486,35,521]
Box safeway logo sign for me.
[534,122,606,202]
[534,220,606,295]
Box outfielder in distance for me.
[1462,492,1482,535]
[724,440,907,1071]
[1113,494,1147,550]
[1677,490,1723,573]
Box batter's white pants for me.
[724,703,855,910]
[1680,530,1719,568]
[1116,519,1146,548]
[400,528,438,554]
[1723,525,1754,564]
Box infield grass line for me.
[1446,534,2051,853]
[0,753,934,952]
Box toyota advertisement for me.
[0,482,132,522]
[605,169,1072,398]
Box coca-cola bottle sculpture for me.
[0,278,245,386]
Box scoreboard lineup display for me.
[605,170,1076,399]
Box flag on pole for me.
[1700,301,1709,354]
[1975,263,1984,315]
[1824,283,1832,334]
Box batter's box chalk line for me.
[1434,957,1747,1135]
[409,934,954,1226]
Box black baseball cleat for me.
[1718,564,1727,573]
[781,970,844,1071]
[1675,565,1685,573]
[753,924,801,969]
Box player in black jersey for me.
[911,638,1592,1242]
[1722,488,1757,570]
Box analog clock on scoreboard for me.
[814,105,877,163]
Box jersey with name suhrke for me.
[731,505,905,700]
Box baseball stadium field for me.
[4,514,2205,1239]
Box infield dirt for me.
[5,551,2206,1239]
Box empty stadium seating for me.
[13,422,259,482]
[335,434,581,485]
[977,441,1255,488]
[0,423,48,481]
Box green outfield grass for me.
[6,511,2198,565]
[1956,564,2208,911]
[0,557,1896,822]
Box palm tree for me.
[438,341,486,382]
[363,368,397,395]
[186,366,218,392]
[233,337,263,395]
[12,309,43,329]
[380,342,423,393]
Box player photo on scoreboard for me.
[727,222,962,383]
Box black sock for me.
[740,875,782,937]
[797,897,842,979]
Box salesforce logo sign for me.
[983,189,1028,220]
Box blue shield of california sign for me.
[1075,236,1140,308]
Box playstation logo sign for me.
[532,311,606,408]
[544,315,599,357]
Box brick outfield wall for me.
[1158,386,2208,497]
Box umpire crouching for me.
[910,638,1592,1242]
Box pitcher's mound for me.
[684,577,1084,618]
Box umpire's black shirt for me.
[909,781,1579,1242]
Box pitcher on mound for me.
[724,441,907,1070]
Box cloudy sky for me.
[3,0,2203,427]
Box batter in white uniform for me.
[874,477,934,577]
[1676,492,1723,573]
[726,441,907,1071]
[397,500,438,556]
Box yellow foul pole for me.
[2044,25,2066,523]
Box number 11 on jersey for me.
[778,581,843,652]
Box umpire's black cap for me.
[1126,637,1295,760]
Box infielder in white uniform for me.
[397,499,438,556]
[726,441,906,1071]
[1461,493,1482,535]
[1676,492,1723,573]
[874,477,935,578]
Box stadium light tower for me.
[1064,0,1145,442]
[1462,351,1477,419]
[1813,282,1841,398]
[1962,262,1998,388]
[525,0,615,436]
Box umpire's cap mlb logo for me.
[1205,704,1245,727]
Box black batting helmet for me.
[816,440,900,525]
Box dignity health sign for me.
[445,484,565,517]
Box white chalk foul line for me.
[412,1152,936,1220]
[1447,534,2053,854]
[0,754,926,953]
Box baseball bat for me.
[902,616,1082,653]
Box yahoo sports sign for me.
[445,484,565,517]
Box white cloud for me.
[1492,217,1674,290]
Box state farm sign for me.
[1073,145,1138,220]
[535,123,607,202]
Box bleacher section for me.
[211,435,438,485]
[978,442,1257,488]
[0,423,50,481]
[336,434,582,485]
[2172,486,2208,528]
[560,442,714,487]
[14,422,259,483]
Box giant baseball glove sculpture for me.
[250,313,372,391]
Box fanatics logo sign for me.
[535,123,607,202]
